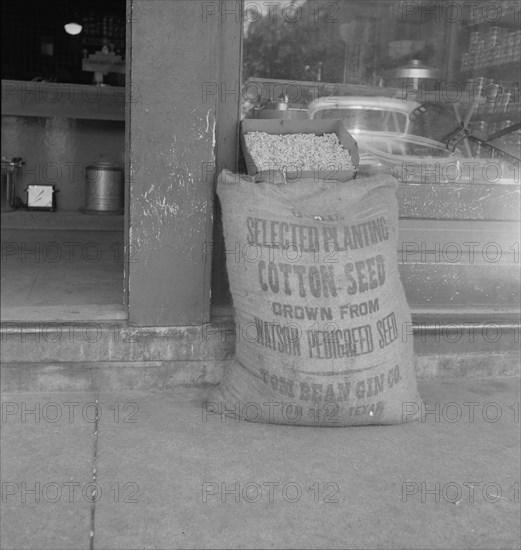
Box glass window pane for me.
[243,0,521,167]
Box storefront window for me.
[243,0,521,171]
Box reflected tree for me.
[243,0,450,86]
[243,1,345,83]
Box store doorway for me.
[1,0,127,322]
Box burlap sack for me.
[211,169,421,426]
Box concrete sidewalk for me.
[1,377,520,550]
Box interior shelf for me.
[1,79,125,121]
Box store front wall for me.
[126,0,519,340]
[1,1,518,381]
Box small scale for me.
[26,184,58,211]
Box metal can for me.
[1,158,23,212]
[85,158,124,213]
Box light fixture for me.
[64,22,82,35]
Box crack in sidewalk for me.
[89,396,100,550]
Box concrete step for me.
[1,316,519,391]
[2,352,520,393]
[1,320,235,363]
[2,313,519,361]
[1,361,227,392]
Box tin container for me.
[85,158,124,213]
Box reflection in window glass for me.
[244,0,450,86]
[243,0,521,169]
[311,108,408,134]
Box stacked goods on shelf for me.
[458,6,521,158]
[461,27,521,71]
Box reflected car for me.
[308,96,418,135]
[307,96,462,173]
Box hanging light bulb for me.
[64,22,82,35]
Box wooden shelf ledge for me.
[1,80,125,121]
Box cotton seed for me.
[244,132,355,177]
